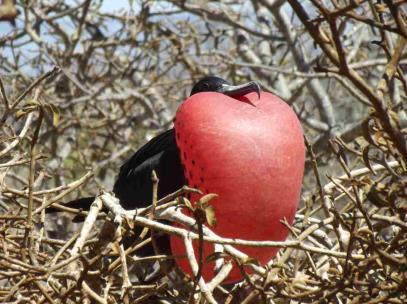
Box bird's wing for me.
[47,129,181,217]
[113,128,184,209]
[117,128,176,179]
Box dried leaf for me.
[46,103,60,126]
[15,109,28,120]
[241,256,260,266]
[183,197,193,211]
[362,118,377,147]
[15,105,37,120]
[362,145,376,175]
[367,187,389,208]
[204,205,217,227]
[206,251,228,263]
[196,193,218,209]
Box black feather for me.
[113,128,185,210]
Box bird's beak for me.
[219,81,261,99]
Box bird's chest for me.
[171,91,305,281]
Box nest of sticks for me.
[0,113,406,303]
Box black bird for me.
[49,76,260,255]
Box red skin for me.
[171,91,305,282]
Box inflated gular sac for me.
[171,91,305,282]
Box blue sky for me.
[0,1,134,57]
[100,0,131,12]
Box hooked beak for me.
[219,81,261,99]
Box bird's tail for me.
[46,196,96,214]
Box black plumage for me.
[113,128,184,210]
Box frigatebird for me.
[49,75,305,282]
[49,76,261,255]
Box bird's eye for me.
[202,83,209,89]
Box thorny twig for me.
[1,1,406,303]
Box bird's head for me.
[190,76,261,98]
